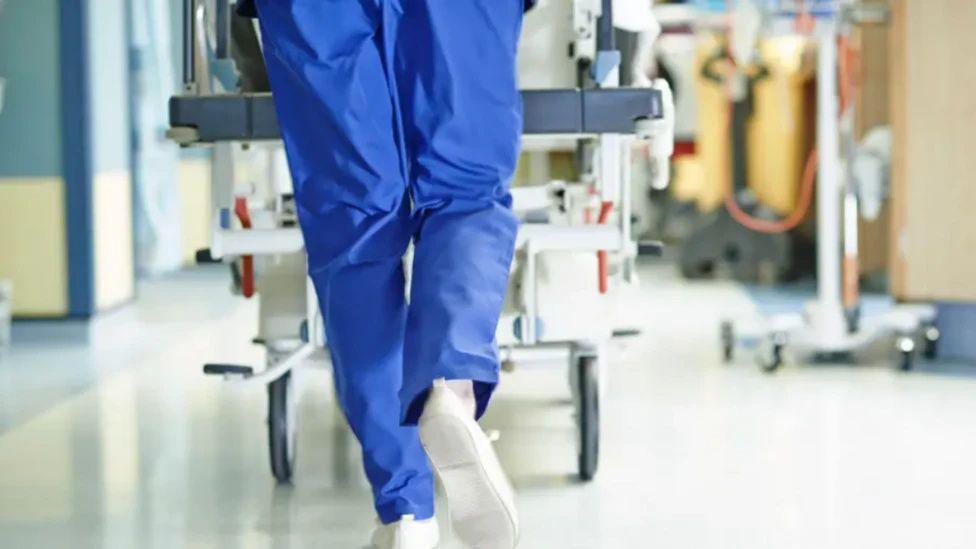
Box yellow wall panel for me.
[746,37,815,216]
[0,178,68,316]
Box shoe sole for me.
[420,413,517,549]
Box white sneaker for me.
[419,379,519,548]
[370,515,440,549]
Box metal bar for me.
[814,24,846,343]
[182,0,195,87]
[597,0,614,51]
[524,243,538,345]
[621,135,633,258]
[229,344,317,386]
[515,225,622,252]
[499,344,572,364]
[211,142,234,232]
[510,185,553,213]
[168,88,664,143]
[193,0,212,94]
[211,227,305,258]
[598,133,621,203]
[215,0,230,59]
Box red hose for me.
[723,147,818,234]
[837,35,859,115]
[718,9,826,235]
[233,197,256,298]
[596,200,613,294]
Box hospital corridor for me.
[2,1,976,548]
[5,261,976,548]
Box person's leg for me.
[254,0,433,524]
[390,3,525,546]
[392,0,524,425]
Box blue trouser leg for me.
[255,0,432,523]
[394,0,523,424]
[255,0,523,523]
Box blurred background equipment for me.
[711,0,936,372]
[652,1,817,282]
[677,28,814,282]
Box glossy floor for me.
[2,264,975,548]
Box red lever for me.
[233,197,256,298]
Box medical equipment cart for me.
[714,0,938,372]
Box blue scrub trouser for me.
[255,0,523,524]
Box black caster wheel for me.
[577,355,600,482]
[897,336,916,371]
[268,371,296,483]
[758,334,785,373]
[720,320,735,363]
[922,325,940,360]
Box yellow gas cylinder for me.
[747,36,816,215]
[685,32,815,215]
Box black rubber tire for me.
[720,320,735,363]
[899,350,914,372]
[923,327,939,360]
[578,355,600,482]
[268,372,295,483]
[760,343,783,374]
[896,335,917,372]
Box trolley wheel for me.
[268,371,296,483]
[922,325,940,360]
[577,355,600,482]
[897,336,916,372]
[720,320,735,363]
[757,335,785,374]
